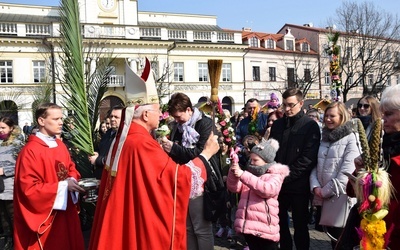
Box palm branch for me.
[59,0,93,176]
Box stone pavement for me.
[2,218,332,250]
[213,221,332,250]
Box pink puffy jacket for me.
[227,163,290,242]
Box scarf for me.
[177,107,202,147]
[0,133,9,140]
[321,121,353,142]
[246,162,275,176]
[358,115,372,130]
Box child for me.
[227,139,289,250]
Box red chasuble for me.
[13,135,84,250]
[89,122,206,250]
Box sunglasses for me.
[357,103,370,109]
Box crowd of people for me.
[2,85,400,250]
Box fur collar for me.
[321,121,354,142]
[1,126,23,146]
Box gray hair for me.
[380,85,400,112]
[132,105,156,119]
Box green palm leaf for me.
[59,0,93,156]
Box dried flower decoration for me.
[216,98,236,148]
[353,118,394,250]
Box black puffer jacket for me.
[269,110,321,194]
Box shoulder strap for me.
[332,178,346,196]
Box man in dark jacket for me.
[269,88,321,250]
[235,98,268,146]
[89,105,123,179]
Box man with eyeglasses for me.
[269,88,321,250]
[89,105,124,179]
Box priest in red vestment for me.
[89,60,219,250]
[13,103,85,250]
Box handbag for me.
[320,178,356,228]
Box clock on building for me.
[99,0,117,12]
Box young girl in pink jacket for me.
[228,139,290,250]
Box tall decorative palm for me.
[58,0,114,177]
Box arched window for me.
[221,97,233,114]
[0,100,18,124]
[99,96,124,121]
[198,96,208,104]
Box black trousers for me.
[278,193,310,250]
[243,234,278,250]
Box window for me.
[304,69,311,82]
[250,37,258,48]
[33,61,46,83]
[269,67,276,81]
[0,61,12,83]
[222,63,231,82]
[395,52,400,65]
[396,75,400,85]
[359,73,364,86]
[173,62,184,81]
[302,42,309,52]
[151,61,159,80]
[376,49,382,61]
[385,50,392,62]
[345,47,353,60]
[266,39,274,49]
[368,49,374,58]
[286,40,294,51]
[287,68,295,88]
[198,63,208,82]
[348,72,353,86]
[325,72,331,85]
[252,66,260,81]
[368,74,374,85]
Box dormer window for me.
[250,37,258,48]
[302,42,309,52]
[266,39,274,49]
[284,28,295,51]
[286,40,294,51]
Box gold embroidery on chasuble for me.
[56,162,69,181]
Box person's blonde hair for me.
[324,102,351,126]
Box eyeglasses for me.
[357,103,370,109]
[282,102,300,109]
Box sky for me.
[2,0,400,33]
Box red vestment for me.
[89,122,206,250]
[13,135,84,250]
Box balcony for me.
[26,24,51,36]
[0,23,51,36]
[0,23,17,35]
[107,75,125,87]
